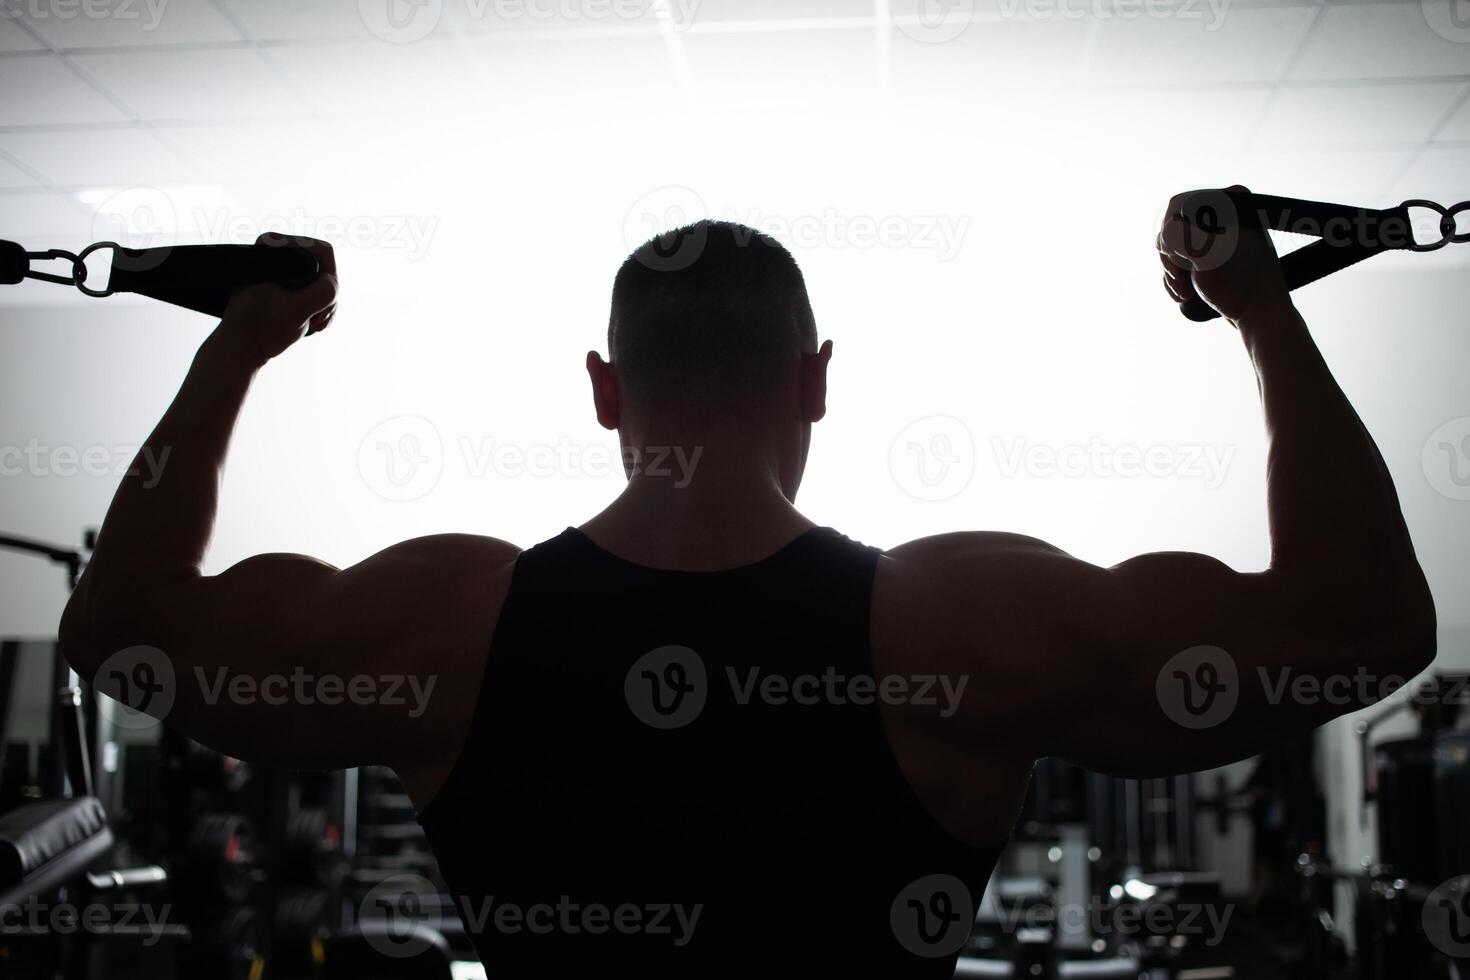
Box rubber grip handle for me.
[108,243,321,317]
[1180,296,1219,322]
[1172,191,1399,322]
[0,240,27,285]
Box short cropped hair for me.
[608,220,817,410]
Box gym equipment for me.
[1170,190,1469,322]
[184,905,266,980]
[273,885,331,976]
[0,639,184,978]
[322,924,454,980]
[0,238,321,317]
[1357,671,1470,885]
[1434,730,1470,883]
[185,811,256,904]
[281,806,342,888]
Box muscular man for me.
[59,195,1435,977]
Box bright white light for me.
[1123,879,1159,901]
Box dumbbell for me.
[185,812,256,903]
[187,905,266,980]
[273,886,332,977]
[282,807,345,888]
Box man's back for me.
[415,525,1004,975]
[59,209,1436,976]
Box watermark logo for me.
[89,186,178,275]
[889,415,975,502]
[358,415,444,502]
[994,0,1229,29]
[1424,876,1470,957]
[1156,645,1238,730]
[361,872,444,958]
[1170,189,1243,273]
[1423,416,1470,501]
[890,0,976,43]
[92,645,176,731]
[623,186,709,272]
[0,441,169,486]
[0,0,172,33]
[891,874,973,957]
[192,666,437,717]
[0,896,173,943]
[624,645,707,729]
[724,207,969,261]
[991,437,1235,488]
[727,668,968,718]
[991,893,1234,946]
[86,189,438,267]
[1423,0,1470,43]
[359,0,443,42]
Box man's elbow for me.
[1363,566,1437,681]
[58,578,103,682]
[1392,584,1437,679]
[58,570,176,680]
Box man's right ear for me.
[586,351,620,431]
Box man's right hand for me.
[1157,185,1293,325]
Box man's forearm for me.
[1237,302,1432,630]
[71,330,261,632]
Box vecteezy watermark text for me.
[0,896,173,945]
[0,440,169,487]
[0,0,169,32]
[1157,647,1467,730]
[992,437,1235,489]
[359,872,702,959]
[194,666,437,719]
[90,645,440,731]
[624,645,969,730]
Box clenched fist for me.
[216,233,338,364]
[1157,185,1292,325]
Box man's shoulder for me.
[880,530,1078,584]
[382,532,523,567]
[872,529,1108,667]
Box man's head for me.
[587,221,832,496]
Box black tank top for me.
[417,526,1004,977]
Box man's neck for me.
[580,461,815,571]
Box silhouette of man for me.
[61,196,1436,977]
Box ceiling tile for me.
[1389,145,1470,206]
[0,188,95,241]
[890,17,1094,92]
[680,0,871,24]
[684,27,881,100]
[0,55,128,125]
[219,0,447,43]
[1,128,199,187]
[443,0,659,34]
[1089,5,1316,86]
[1076,88,1273,151]
[69,47,301,120]
[1435,88,1470,139]
[1232,146,1412,203]
[457,31,689,114]
[146,119,322,181]
[1256,81,1465,146]
[1288,3,1470,81]
[21,1,244,49]
[267,38,478,117]
[0,153,40,188]
[0,18,45,51]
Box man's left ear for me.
[800,340,832,424]
[586,351,621,430]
